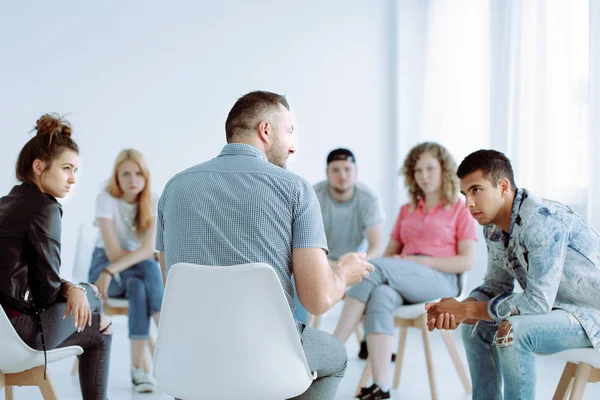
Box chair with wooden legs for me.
[71,297,155,375]
[356,273,472,400]
[551,348,600,400]
[0,307,83,399]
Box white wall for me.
[0,1,397,280]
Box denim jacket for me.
[469,188,600,350]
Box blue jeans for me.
[89,247,164,340]
[461,309,593,399]
[292,276,308,324]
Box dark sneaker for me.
[356,383,391,400]
[358,340,396,362]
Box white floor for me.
[2,301,599,399]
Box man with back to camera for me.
[312,148,386,360]
[155,90,375,399]
[425,149,600,399]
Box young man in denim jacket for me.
[425,149,600,400]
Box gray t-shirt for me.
[314,180,384,260]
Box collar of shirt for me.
[218,143,268,162]
[415,197,445,213]
[493,188,525,247]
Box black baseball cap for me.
[326,148,356,164]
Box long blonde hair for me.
[105,149,153,235]
[401,142,459,208]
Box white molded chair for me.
[357,272,472,400]
[0,306,83,399]
[154,262,316,400]
[551,348,600,400]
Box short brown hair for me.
[16,113,79,183]
[457,149,517,189]
[225,91,289,142]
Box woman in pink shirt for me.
[333,142,477,400]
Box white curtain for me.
[588,0,600,230]
[491,0,591,219]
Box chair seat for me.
[550,348,600,369]
[105,297,129,308]
[1,345,83,374]
[393,300,438,320]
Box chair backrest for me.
[154,262,315,400]
[70,222,99,284]
[457,272,469,301]
[0,306,42,373]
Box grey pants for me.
[289,326,348,400]
[10,283,112,400]
[347,257,458,336]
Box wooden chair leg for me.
[569,362,592,400]
[392,327,408,389]
[419,316,438,400]
[5,386,14,400]
[439,330,471,393]
[553,362,578,400]
[356,359,372,396]
[354,324,364,344]
[313,314,322,329]
[37,375,59,400]
[306,313,314,327]
[148,333,156,358]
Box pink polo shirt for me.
[390,198,477,257]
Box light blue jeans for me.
[89,247,164,340]
[461,309,593,399]
[292,275,308,324]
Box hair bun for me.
[35,113,72,138]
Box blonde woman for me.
[88,149,163,393]
[333,142,477,400]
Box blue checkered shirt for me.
[156,143,329,315]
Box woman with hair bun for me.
[0,113,112,400]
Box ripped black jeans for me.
[9,283,112,400]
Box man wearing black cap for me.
[313,148,386,359]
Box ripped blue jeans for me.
[461,309,593,400]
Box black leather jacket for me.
[0,182,66,312]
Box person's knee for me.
[365,285,399,315]
[332,337,348,376]
[495,319,514,348]
[126,277,146,295]
[99,314,113,335]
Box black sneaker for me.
[358,340,397,362]
[355,383,391,400]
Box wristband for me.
[67,284,87,296]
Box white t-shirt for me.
[94,191,157,251]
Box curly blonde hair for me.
[401,142,459,208]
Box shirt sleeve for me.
[363,197,385,228]
[95,191,114,220]
[455,202,478,241]
[27,203,63,308]
[155,191,166,252]
[292,179,329,253]
[487,220,568,321]
[389,205,405,242]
